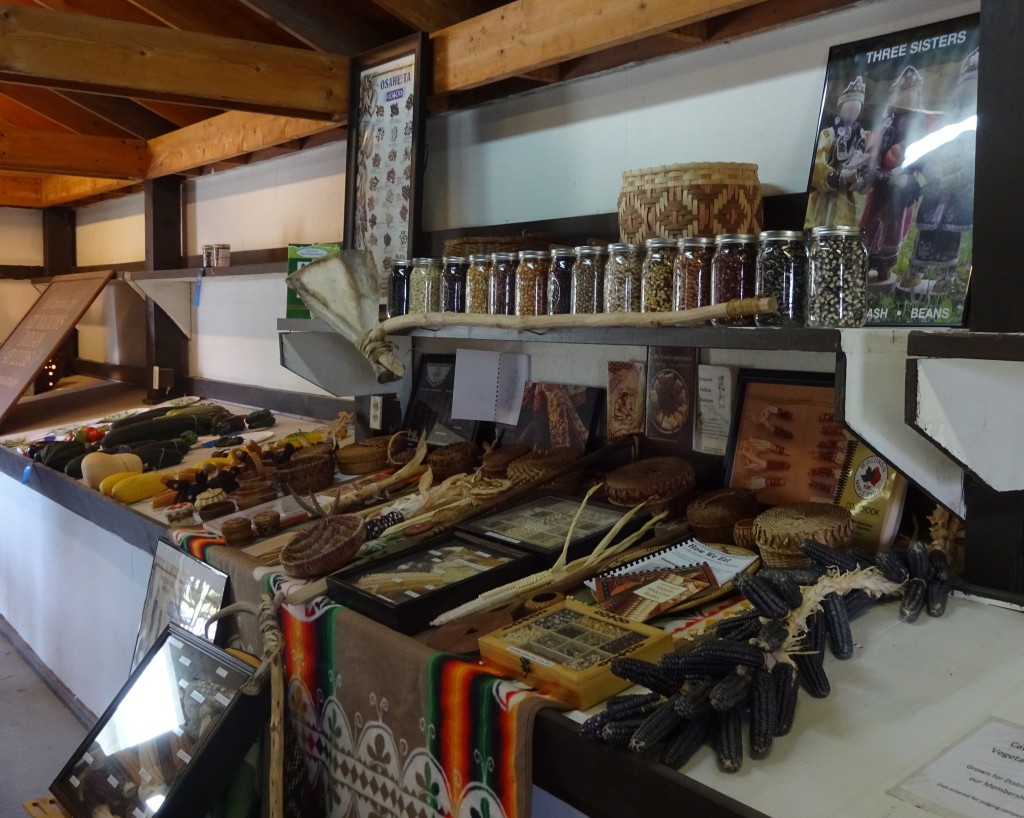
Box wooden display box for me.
[478,599,673,709]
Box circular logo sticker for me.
[853,455,887,500]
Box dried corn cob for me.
[842,588,877,620]
[758,566,825,586]
[691,638,766,669]
[792,649,830,698]
[759,572,803,610]
[601,716,649,747]
[673,677,717,719]
[714,614,762,643]
[799,539,860,573]
[658,652,754,680]
[753,619,789,653]
[603,692,662,722]
[606,690,661,711]
[611,657,682,697]
[848,548,877,569]
[874,550,909,584]
[927,578,951,617]
[772,662,799,736]
[579,711,611,742]
[929,549,951,583]
[735,574,790,619]
[822,591,853,660]
[709,670,753,712]
[749,667,776,759]
[900,578,927,622]
[907,540,932,581]
[660,712,713,769]
[715,708,744,773]
[629,695,685,753]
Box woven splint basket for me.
[617,162,762,244]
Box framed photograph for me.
[724,370,844,506]
[326,534,534,634]
[457,494,644,564]
[344,33,430,300]
[803,14,979,326]
[404,354,480,447]
[52,625,268,818]
[509,382,604,452]
[132,541,228,673]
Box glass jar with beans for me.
[387,259,411,318]
[548,248,575,315]
[672,236,716,312]
[710,234,758,326]
[488,252,517,315]
[640,238,678,312]
[515,251,550,316]
[464,253,491,314]
[408,257,442,313]
[754,231,808,327]
[604,243,643,313]
[441,256,468,313]
[570,246,605,314]
[806,226,869,328]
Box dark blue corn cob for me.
[610,657,682,697]
[929,549,951,583]
[709,670,753,712]
[749,667,776,759]
[714,610,763,640]
[735,574,790,619]
[843,589,877,620]
[759,572,804,609]
[690,638,767,669]
[606,690,661,711]
[772,662,799,736]
[658,652,746,680]
[849,548,877,569]
[602,716,649,747]
[660,713,713,769]
[907,541,932,581]
[927,578,951,617]
[673,677,717,719]
[759,566,826,586]
[792,649,830,698]
[822,591,853,659]
[629,695,685,753]
[715,708,744,773]
[900,579,927,622]
[799,538,861,573]
[753,619,790,653]
[579,710,611,742]
[874,550,910,584]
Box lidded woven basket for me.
[617,162,762,244]
[752,502,855,568]
[277,443,336,495]
[442,232,553,258]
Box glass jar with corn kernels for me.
[640,238,678,312]
[408,257,441,313]
[514,251,550,316]
[710,234,757,326]
[488,252,517,316]
[441,256,467,313]
[806,226,868,328]
[570,246,605,314]
[464,253,491,314]
[672,236,715,312]
[755,231,808,327]
[604,243,643,313]
[548,248,575,315]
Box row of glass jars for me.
[387,227,868,328]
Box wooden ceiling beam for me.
[233,0,390,54]
[36,0,162,26]
[368,0,486,33]
[702,0,863,42]
[431,0,767,94]
[0,3,348,118]
[0,172,42,207]
[0,91,74,132]
[121,0,307,47]
[135,100,215,128]
[41,110,340,204]
[0,82,136,136]
[57,90,177,139]
[0,128,147,177]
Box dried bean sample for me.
[441,255,467,313]
[488,252,517,316]
[672,237,715,312]
[640,238,678,313]
[755,231,808,327]
[807,226,868,328]
[710,235,757,326]
[408,257,441,313]
[604,243,643,313]
[515,251,550,316]
[570,246,605,314]
[465,253,491,314]
[387,259,411,318]
[548,249,575,315]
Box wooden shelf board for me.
[908,329,1024,362]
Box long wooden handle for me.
[377,296,776,335]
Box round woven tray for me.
[427,441,480,481]
[479,442,530,478]
[752,502,855,568]
[605,456,695,507]
[507,447,580,493]
[281,514,366,578]
[687,488,760,545]
[336,439,390,474]
[277,443,336,495]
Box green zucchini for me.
[101,414,214,449]
[38,440,87,471]
[108,407,173,430]
[132,446,186,470]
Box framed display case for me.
[478,599,673,709]
[404,353,480,446]
[326,534,535,634]
[52,625,268,818]
[457,494,645,564]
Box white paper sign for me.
[891,718,1024,818]
[696,364,733,456]
[450,349,530,426]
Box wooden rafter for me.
[135,100,215,128]
[37,0,163,26]
[234,0,391,54]
[0,128,147,177]
[122,0,307,47]
[369,0,485,33]
[0,82,137,137]
[0,173,42,207]
[0,93,74,132]
[56,91,177,139]
[0,3,349,118]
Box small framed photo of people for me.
[804,14,979,326]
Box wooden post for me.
[42,207,75,277]
[144,176,187,402]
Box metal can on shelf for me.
[806,225,869,328]
[213,244,231,267]
[441,255,468,313]
[672,236,716,312]
[710,233,758,326]
[755,231,808,327]
[387,258,411,318]
[408,257,442,313]
[570,245,605,314]
[465,253,491,314]
[603,243,643,313]
[488,252,517,315]
[548,248,575,315]
[515,251,550,316]
[201,244,215,267]
[640,238,678,312]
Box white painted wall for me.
[76,194,146,268]
[77,281,148,366]
[0,207,44,265]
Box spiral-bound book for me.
[450,348,530,426]
[587,538,758,592]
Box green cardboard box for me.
[286,243,341,319]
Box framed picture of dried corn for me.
[326,535,534,634]
[404,353,480,447]
[804,14,979,326]
[344,33,429,300]
[724,370,844,507]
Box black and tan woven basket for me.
[277,443,336,495]
[617,162,762,244]
[442,232,553,258]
